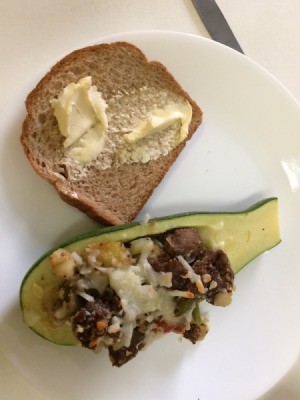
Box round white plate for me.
[0,31,300,400]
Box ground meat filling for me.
[150,258,187,290]
[193,249,234,303]
[149,229,234,304]
[50,227,235,367]
[100,287,122,314]
[164,228,206,261]
[108,328,145,367]
[183,322,208,344]
[71,299,112,349]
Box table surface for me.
[0,1,299,399]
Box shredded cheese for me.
[177,255,205,294]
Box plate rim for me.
[1,29,300,400]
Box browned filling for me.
[48,228,234,367]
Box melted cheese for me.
[51,80,193,169]
[178,255,205,294]
[103,265,176,347]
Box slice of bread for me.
[21,42,202,225]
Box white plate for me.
[0,31,300,400]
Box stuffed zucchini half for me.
[20,198,280,367]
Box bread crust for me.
[21,41,202,225]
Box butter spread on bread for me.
[51,76,193,168]
[21,42,202,225]
[51,76,108,164]
[123,101,192,144]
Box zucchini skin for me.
[19,197,280,346]
[47,197,279,245]
[20,197,280,296]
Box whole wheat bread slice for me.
[21,42,202,225]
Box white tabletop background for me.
[0,1,299,399]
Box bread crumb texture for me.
[21,42,202,225]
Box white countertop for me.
[0,1,299,398]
